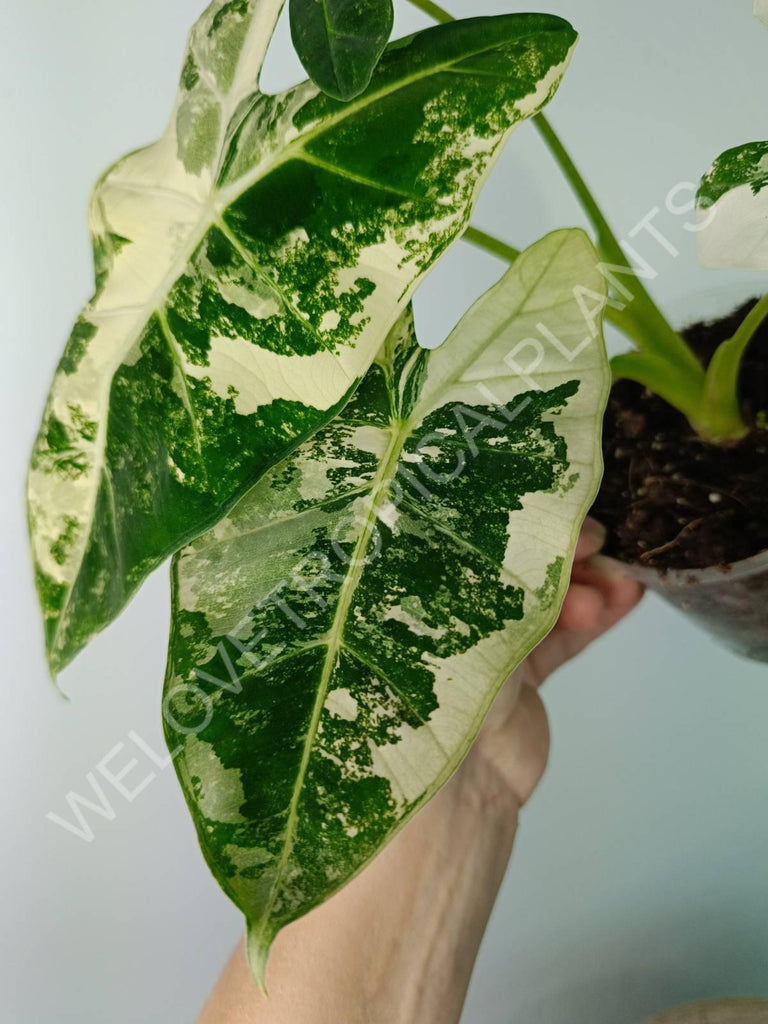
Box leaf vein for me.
[341,641,453,759]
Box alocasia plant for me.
[164,228,609,982]
[28,0,768,994]
[27,0,578,674]
[28,0,620,991]
[39,0,768,995]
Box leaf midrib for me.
[319,0,344,90]
[249,415,408,949]
[245,360,564,937]
[217,24,557,208]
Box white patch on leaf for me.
[697,180,768,269]
[179,736,247,824]
[325,688,359,721]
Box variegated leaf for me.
[164,229,610,985]
[290,0,394,100]
[27,0,578,674]
[696,2,768,263]
[697,141,768,268]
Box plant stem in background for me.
[697,291,768,440]
[463,226,520,263]
[532,116,702,375]
[462,225,652,342]
[408,0,452,23]
[409,0,697,373]
[407,0,768,442]
[465,216,762,440]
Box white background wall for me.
[2,1,768,1021]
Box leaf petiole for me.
[407,0,453,24]
[695,291,768,441]
[531,119,700,375]
[408,0,698,375]
[462,225,521,263]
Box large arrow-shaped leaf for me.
[27,1,577,674]
[290,0,394,100]
[163,229,609,985]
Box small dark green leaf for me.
[290,0,394,100]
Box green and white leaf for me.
[290,0,393,100]
[164,229,610,986]
[697,141,768,268]
[27,0,578,674]
[755,0,768,28]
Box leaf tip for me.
[45,656,70,702]
[246,923,275,995]
[44,632,71,687]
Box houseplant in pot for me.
[27,0,619,986]
[409,0,768,662]
[26,0,768,997]
[595,2,768,664]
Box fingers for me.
[569,560,644,635]
[560,518,643,635]
[525,521,644,685]
[574,517,607,563]
[557,563,643,641]
[533,563,643,680]
[556,581,605,633]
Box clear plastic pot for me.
[594,548,768,663]
[643,1000,768,1024]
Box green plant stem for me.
[464,225,662,344]
[603,305,653,345]
[463,226,520,263]
[531,114,623,266]
[694,291,768,440]
[406,0,701,379]
[531,115,701,375]
[727,290,768,360]
[407,0,453,23]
